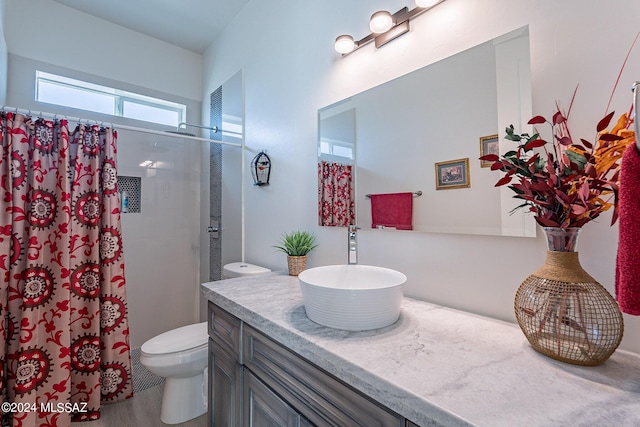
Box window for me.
[35,71,186,127]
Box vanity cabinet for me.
[208,301,417,427]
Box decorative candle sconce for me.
[251,151,271,186]
[334,0,445,55]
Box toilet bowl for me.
[223,261,271,279]
[141,263,270,423]
[140,322,208,424]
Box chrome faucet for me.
[348,225,359,264]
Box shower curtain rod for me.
[1,105,242,147]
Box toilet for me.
[140,262,270,424]
[140,322,209,424]
[223,261,271,279]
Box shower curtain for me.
[318,160,355,226]
[0,113,133,426]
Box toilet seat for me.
[141,321,208,356]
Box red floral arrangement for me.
[480,97,635,228]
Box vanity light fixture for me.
[334,35,356,54]
[334,0,446,55]
[369,11,394,34]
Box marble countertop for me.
[201,272,640,427]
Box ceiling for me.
[51,0,250,54]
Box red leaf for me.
[555,191,570,204]
[580,138,593,149]
[491,162,504,171]
[495,175,512,187]
[479,154,500,162]
[611,204,620,225]
[597,111,615,132]
[528,115,547,124]
[599,133,624,141]
[525,139,547,149]
[553,111,567,125]
[579,181,590,201]
[571,204,588,215]
[558,136,572,146]
[526,153,540,164]
[535,217,561,227]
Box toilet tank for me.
[222,262,271,279]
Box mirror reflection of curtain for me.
[318,160,355,226]
[1,113,133,426]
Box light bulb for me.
[369,11,393,34]
[334,35,356,54]
[415,0,440,7]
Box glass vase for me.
[514,227,624,365]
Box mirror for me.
[318,99,356,227]
[318,26,536,237]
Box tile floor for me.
[71,384,207,427]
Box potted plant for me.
[274,230,319,276]
[479,93,634,365]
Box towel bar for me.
[365,191,422,198]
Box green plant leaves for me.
[274,231,319,256]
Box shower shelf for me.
[117,175,141,213]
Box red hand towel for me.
[616,144,640,315]
[370,192,413,231]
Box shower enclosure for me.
[116,129,210,350]
[122,70,244,350]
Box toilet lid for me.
[141,321,208,355]
[223,262,271,277]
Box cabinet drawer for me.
[208,302,242,361]
[243,325,403,427]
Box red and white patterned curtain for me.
[318,160,355,227]
[0,113,133,426]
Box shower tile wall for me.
[116,128,202,349]
[209,87,223,281]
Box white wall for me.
[0,0,7,104]
[205,0,640,353]
[5,0,202,101]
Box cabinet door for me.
[208,301,242,360]
[210,340,242,427]
[244,368,308,427]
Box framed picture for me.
[479,134,499,168]
[435,158,470,190]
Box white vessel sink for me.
[298,265,407,331]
